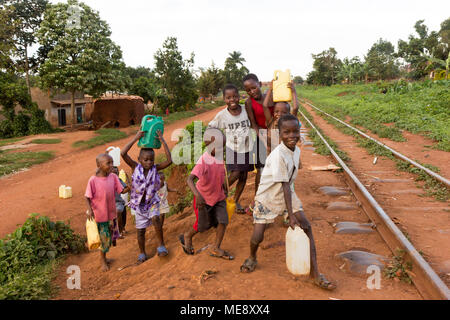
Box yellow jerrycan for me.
[226,197,236,221]
[86,217,101,250]
[59,185,72,199]
[286,226,310,276]
[273,69,292,102]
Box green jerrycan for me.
[137,115,164,149]
[273,69,292,102]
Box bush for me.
[12,112,31,137]
[0,214,86,300]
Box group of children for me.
[84,73,336,290]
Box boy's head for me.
[138,148,155,170]
[204,127,226,156]
[243,74,262,101]
[223,84,240,110]
[273,102,290,121]
[278,114,301,150]
[96,153,113,174]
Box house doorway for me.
[76,106,83,123]
[58,109,66,126]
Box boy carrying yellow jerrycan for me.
[273,69,292,102]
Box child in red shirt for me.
[85,154,124,271]
[179,128,234,260]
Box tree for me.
[197,62,224,100]
[397,20,441,79]
[1,0,49,94]
[293,76,304,85]
[128,76,160,104]
[153,36,198,112]
[307,48,342,86]
[223,51,249,89]
[0,4,17,70]
[37,0,127,125]
[365,39,399,80]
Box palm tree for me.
[226,51,246,67]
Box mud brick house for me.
[30,88,91,127]
[90,95,145,129]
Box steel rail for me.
[299,109,450,300]
[303,101,450,188]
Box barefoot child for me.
[85,154,124,271]
[179,128,233,259]
[121,130,172,262]
[157,171,181,227]
[208,84,255,214]
[263,80,299,155]
[240,114,336,290]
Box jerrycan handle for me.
[140,115,156,131]
[274,70,280,81]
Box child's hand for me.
[196,195,206,209]
[288,81,297,93]
[86,209,95,221]
[135,131,145,140]
[289,214,301,230]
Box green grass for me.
[298,80,450,151]
[0,137,24,148]
[72,128,128,149]
[0,150,55,177]
[31,139,62,145]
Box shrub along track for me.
[300,102,450,299]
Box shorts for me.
[253,200,304,224]
[134,203,160,229]
[97,222,112,253]
[225,141,265,173]
[193,197,228,232]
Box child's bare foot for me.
[101,261,110,272]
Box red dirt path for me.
[1,106,423,300]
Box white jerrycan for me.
[273,69,292,102]
[106,146,121,167]
[286,226,310,276]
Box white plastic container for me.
[106,146,121,167]
[286,226,310,276]
[273,69,292,102]
[59,185,72,199]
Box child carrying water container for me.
[263,80,299,155]
[208,84,256,214]
[85,154,124,272]
[121,130,172,263]
[178,128,234,260]
[240,114,336,290]
[111,166,130,238]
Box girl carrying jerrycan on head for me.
[121,115,172,263]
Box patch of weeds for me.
[355,137,394,158]
[0,150,55,177]
[31,139,62,144]
[0,214,86,300]
[395,159,449,202]
[0,137,24,147]
[299,106,350,162]
[383,249,413,284]
[72,128,127,149]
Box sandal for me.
[235,203,246,214]
[178,234,194,255]
[137,253,149,264]
[157,245,169,257]
[240,258,257,273]
[314,274,336,291]
[209,249,234,260]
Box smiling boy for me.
[240,114,336,291]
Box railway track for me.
[298,105,450,300]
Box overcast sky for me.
[49,0,449,81]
